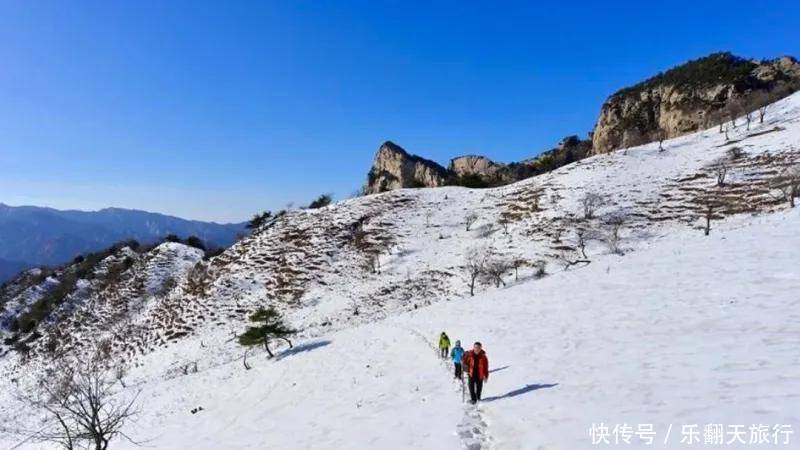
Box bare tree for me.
[713,160,729,187]
[497,216,510,235]
[744,110,753,131]
[726,98,743,129]
[751,90,775,124]
[462,246,488,296]
[482,257,511,288]
[656,129,667,152]
[21,363,140,450]
[572,227,593,259]
[770,164,800,208]
[707,109,726,133]
[580,192,605,220]
[464,212,479,231]
[558,253,591,271]
[511,257,526,281]
[602,212,627,255]
[700,194,720,236]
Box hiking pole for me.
[461,374,466,403]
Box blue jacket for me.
[451,346,464,362]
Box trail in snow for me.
[404,326,495,450]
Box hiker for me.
[462,341,489,404]
[451,340,464,379]
[438,332,450,359]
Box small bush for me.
[307,194,333,209]
[185,236,206,251]
[455,173,489,189]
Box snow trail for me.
[404,326,496,449]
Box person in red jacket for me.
[461,341,489,404]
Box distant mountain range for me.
[0,203,246,282]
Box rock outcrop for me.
[364,53,800,194]
[364,136,593,193]
[448,155,514,186]
[365,141,449,194]
[592,53,800,154]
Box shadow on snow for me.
[275,340,332,361]
[489,365,510,374]
[482,383,559,402]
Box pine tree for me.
[238,306,296,357]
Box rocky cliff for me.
[364,53,800,194]
[364,136,592,193]
[364,141,449,194]
[592,53,800,154]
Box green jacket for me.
[439,334,451,349]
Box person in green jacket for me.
[438,332,451,359]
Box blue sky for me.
[1,1,798,222]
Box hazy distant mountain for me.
[0,258,32,284]
[0,203,246,281]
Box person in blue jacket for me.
[451,340,465,379]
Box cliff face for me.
[364,137,592,193]
[449,155,514,185]
[365,142,449,194]
[592,53,800,154]
[364,53,800,193]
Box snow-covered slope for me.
[1,92,800,449]
[9,206,796,450]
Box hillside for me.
[363,53,799,195]
[0,204,245,282]
[592,53,800,153]
[1,91,799,449]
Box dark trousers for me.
[454,362,462,379]
[468,376,483,402]
[440,347,448,359]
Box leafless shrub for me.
[114,365,127,388]
[462,246,488,296]
[482,257,511,288]
[532,260,547,278]
[699,194,722,236]
[511,257,526,281]
[656,129,667,152]
[18,362,140,450]
[464,212,479,231]
[713,160,729,187]
[707,109,726,133]
[726,98,743,129]
[750,90,780,124]
[497,216,510,235]
[424,210,433,228]
[181,361,198,375]
[572,227,595,259]
[558,253,591,271]
[580,192,605,220]
[552,227,563,243]
[602,212,627,255]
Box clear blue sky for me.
[1,1,798,222]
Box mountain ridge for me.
[0,203,246,282]
[363,52,800,194]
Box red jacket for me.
[461,349,489,380]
